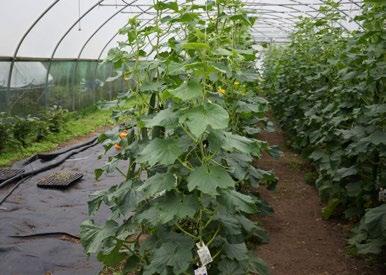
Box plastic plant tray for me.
[36,170,83,189]
[0,168,25,182]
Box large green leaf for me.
[182,42,209,50]
[143,233,194,275]
[229,14,253,26]
[154,1,179,12]
[215,211,243,236]
[179,103,229,137]
[248,255,269,275]
[360,204,386,236]
[350,204,386,254]
[88,188,110,215]
[222,152,255,181]
[137,192,198,225]
[167,61,185,75]
[97,241,126,267]
[334,166,357,181]
[138,172,176,200]
[236,214,263,234]
[208,129,264,157]
[137,138,183,166]
[235,71,258,82]
[224,242,249,261]
[218,190,257,214]
[236,99,268,114]
[218,253,268,275]
[187,164,234,196]
[221,242,269,274]
[364,130,386,146]
[248,166,278,190]
[105,181,144,216]
[80,220,118,254]
[143,108,178,128]
[218,259,245,275]
[141,81,164,92]
[171,79,203,100]
[172,12,201,23]
[213,48,232,56]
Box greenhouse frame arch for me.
[0,0,362,114]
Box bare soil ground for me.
[255,128,379,275]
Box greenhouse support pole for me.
[71,61,77,111]
[93,62,98,104]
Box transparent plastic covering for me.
[0,60,125,114]
[0,0,363,114]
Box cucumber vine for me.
[81,1,277,274]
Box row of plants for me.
[262,0,385,259]
[0,106,68,150]
[0,103,124,167]
[81,0,278,274]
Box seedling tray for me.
[0,168,25,183]
[36,170,83,189]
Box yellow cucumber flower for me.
[217,87,226,95]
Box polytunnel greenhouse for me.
[0,0,384,274]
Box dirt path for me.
[255,128,377,275]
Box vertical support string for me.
[78,0,82,31]
[205,0,208,44]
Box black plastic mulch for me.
[0,140,126,275]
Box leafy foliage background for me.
[262,0,385,259]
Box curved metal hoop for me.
[44,0,105,92]
[6,0,61,93]
[2,0,365,109]
[71,0,144,89]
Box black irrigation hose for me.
[23,136,98,165]
[0,176,30,206]
[0,174,29,189]
[0,141,97,206]
[9,232,80,240]
[0,140,98,189]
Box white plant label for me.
[196,242,212,266]
[194,266,208,275]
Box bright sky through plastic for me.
[0,0,362,59]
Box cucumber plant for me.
[81,0,277,274]
[262,0,385,258]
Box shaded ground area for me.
[255,128,378,275]
[0,134,124,275]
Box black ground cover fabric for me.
[0,139,124,274]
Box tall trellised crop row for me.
[80,1,278,274]
[262,0,385,258]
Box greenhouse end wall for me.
[0,59,125,115]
